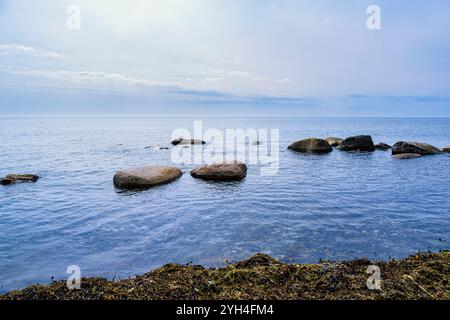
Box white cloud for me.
[199,69,294,83]
[5,67,177,88]
[0,44,62,58]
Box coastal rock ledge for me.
[288,138,332,154]
[338,135,375,152]
[392,141,442,156]
[113,166,182,190]
[191,162,247,181]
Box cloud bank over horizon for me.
[1,0,449,116]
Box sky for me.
[0,0,450,116]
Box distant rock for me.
[325,137,343,147]
[392,153,422,160]
[288,138,332,154]
[442,147,450,153]
[252,141,262,145]
[375,142,391,151]
[171,138,205,146]
[191,162,247,181]
[145,144,169,150]
[113,166,182,190]
[392,141,442,156]
[338,135,375,152]
[0,174,40,186]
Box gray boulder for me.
[191,162,247,181]
[392,141,441,156]
[338,135,375,152]
[113,166,182,190]
[288,138,332,154]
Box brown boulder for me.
[288,138,332,154]
[113,166,182,190]
[392,141,441,156]
[191,162,247,181]
[0,174,40,185]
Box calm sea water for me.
[1,117,449,293]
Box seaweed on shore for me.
[1,251,449,300]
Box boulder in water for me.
[441,147,450,153]
[392,141,441,156]
[113,166,182,190]
[171,138,205,146]
[0,174,40,185]
[338,135,375,152]
[288,138,332,154]
[375,142,391,151]
[191,162,247,181]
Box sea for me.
[0,116,449,293]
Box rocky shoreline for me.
[2,251,448,300]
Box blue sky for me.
[1,0,450,116]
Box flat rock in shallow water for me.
[338,135,375,152]
[113,166,182,190]
[0,174,39,185]
[191,162,247,181]
[288,138,332,154]
[324,137,343,147]
[171,138,205,145]
[375,142,391,150]
[392,153,422,160]
[442,147,450,153]
[392,141,441,155]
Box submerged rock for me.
[113,166,182,190]
[0,174,40,185]
[338,135,375,152]
[324,137,343,147]
[392,153,422,160]
[171,138,205,146]
[392,141,441,156]
[288,138,332,154]
[375,142,391,151]
[191,162,247,181]
[145,144,169,150]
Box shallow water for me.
[0,117,449,293]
